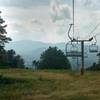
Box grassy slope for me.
[0,69,100,100]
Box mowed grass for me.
[0,69,100,100]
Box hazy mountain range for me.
[5,40,99,69]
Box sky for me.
[0,0,100,43]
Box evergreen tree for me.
[13,55,25,68]
[0,11,11,67]
[32,60,39,69]
[0,11,25,68]
[7,49,16,67]
[0,48,7,67]
[37,47,71,69]
[87,63,100,71]
[0,11,11,48]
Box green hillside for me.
[0,69,100,100]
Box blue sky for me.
[0,0,100,43]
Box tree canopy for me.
[0,49,25,68]
[0,11,11,48]
[87,63,100,71]
[37,47,71,69]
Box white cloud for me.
[76,0,100,10]
[1,0,100,43]
[32,19,42,25]
[50,0,71,22]
[0,0,51,8]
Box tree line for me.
[0,48,25,68]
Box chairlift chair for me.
[65,42,81,57]
[89,36,98,53]
[89,44,98,53]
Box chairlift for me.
[70,44,77,52]
[89,44,98,53]
[65,42,81,57]
[89,36,98,53]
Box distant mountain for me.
[5,40,99,69]
[5,40,48,53]
[5,40,65,67]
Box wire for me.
[92,32,100,37]
[73,0,75,39]
[84,23,100,39]
[67,0,75,41]
[89,23,100,37]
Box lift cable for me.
[92,32,100,38]
[72,0,75,39]
[83,23,100,39]
[89,23,100,38]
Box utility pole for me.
[81,41,84,75]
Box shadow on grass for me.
[0,75,27,85]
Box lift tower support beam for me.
[71,37,93,75]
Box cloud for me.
[1,0,100,43]
[76,0,100,10]
[50,0,71,22]
[0,0,51,8]
[31,19,42,25]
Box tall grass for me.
[0,69,100,100]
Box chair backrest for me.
[65,42,81,57]
[89,44,98,53]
